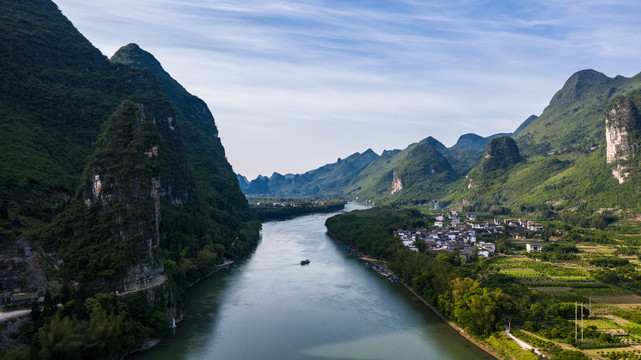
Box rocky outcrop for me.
[605,95,640,183]
[478,137,523,174]
[48,101,199,290]
[122,262,165,292]
[390,171,403,195]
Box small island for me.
[249,198,345,221]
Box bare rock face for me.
[390,171,403,195]
[122,262,165,292]
[605,96,640,183]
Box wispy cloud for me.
[54,0,641,178]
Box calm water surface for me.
[129,203,491,360]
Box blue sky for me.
[54,0,641,178]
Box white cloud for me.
[53,0,641,178]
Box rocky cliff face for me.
[51,99,194,290]
[390,171,403,195]
[605,95,640,183]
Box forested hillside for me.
[0,1,259,358]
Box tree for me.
[0,201,8,219]
[43,290,56,317]
[30,300,42,328]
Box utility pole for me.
[575,301,578,341]
[581,303,584,342]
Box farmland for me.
[486,249,641,359]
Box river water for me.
[129,203,491,359]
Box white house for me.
[526,243,543,253]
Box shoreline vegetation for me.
[120,261,236,359]
[401,282,502,359]
[249,198,346,221]
[327,230,502,359]
[324,206,641,360]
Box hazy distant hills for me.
[240,69,641,217]
[241,149,379,197]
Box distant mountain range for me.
[239,69,641,218]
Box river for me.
[129,203,492,359]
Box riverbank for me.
[121,338,161,360]
[399,281,502,359]
[328,230,502,359]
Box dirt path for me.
[519,329,577,351]
[603,314,632,326]
[0,309,30,322]
[505,328,544,356]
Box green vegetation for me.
[240,70,641,220]
[242,149,379,197]
[6,289,169,359]
[0,1,259,358]
[325,207,432,259]
[249,198,345,221]
[325,206,641,359]
[344,138,459,203]
[514,69,641,157]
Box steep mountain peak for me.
[451,133,488,150]
[382,149,402,157]
[515,69,641,157]
[111,43,163,72]
[512,115,538,137]
[398,140,456,182]
[362,148,378,157]
[553,69,611,104]
[112,43,219,137]
[477,137,523,175]
[423,136,447,151]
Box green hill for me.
[512,115,538,137]
[515,69,641,157]
[447,92,641,217]
[344,138,458,203]
[243,148,379,196]
[0,2,259,356]
[237,68,641,218]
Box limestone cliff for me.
[390,171,403,195]
[51,100,190,291]
[605,95,640,183]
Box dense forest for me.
[0,1,260,359]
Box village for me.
[394,211,546,261]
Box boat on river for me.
[300,259,310,265]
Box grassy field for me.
[489,254,641,358]
[493,256,591,281]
